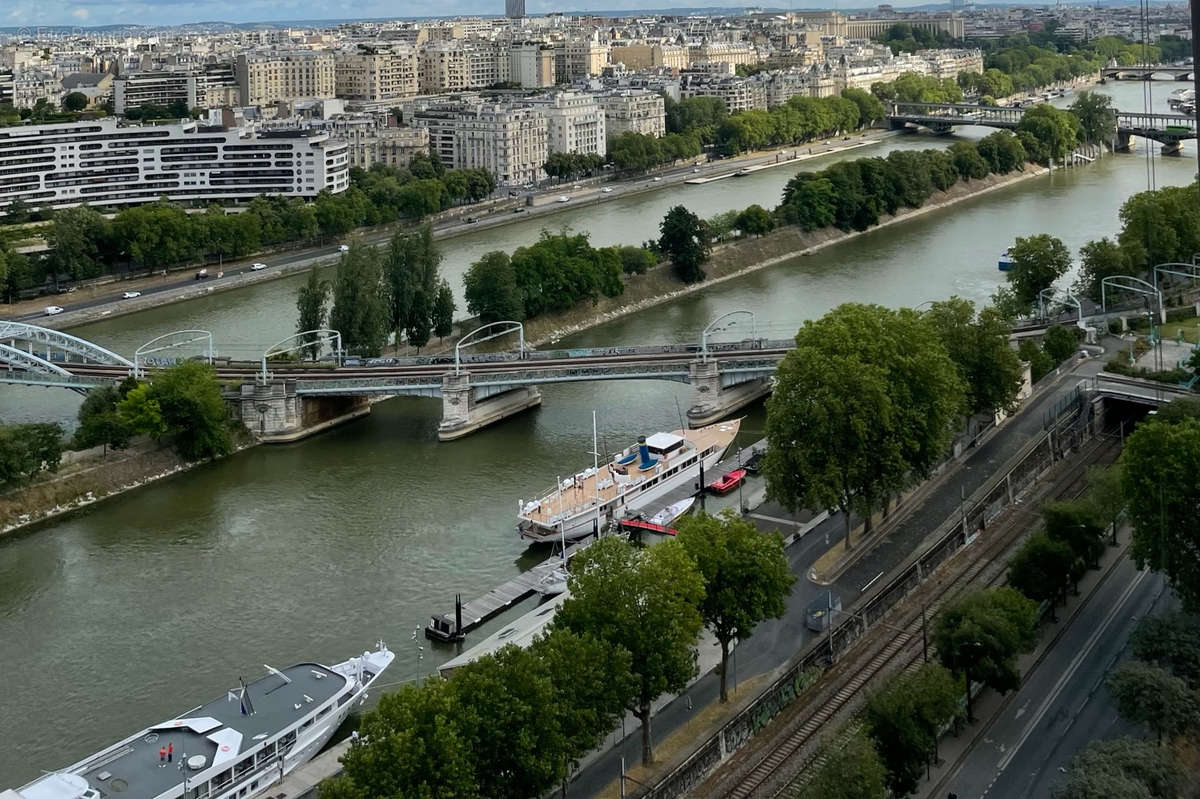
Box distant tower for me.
[506,0,525,19]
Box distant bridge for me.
[1101,64,1195,81]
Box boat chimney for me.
[454,593,463,638]
[638,436,653,470]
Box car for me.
[512,207,526,213]
[572,184,581,190]
[652,176,663,182]
[693,167,700,173]
[43,305,64,316]
[122,291,141,299]
[338,244,350,253]
[601,187,613,193]
[250,262,268,271]
[465,216,478,223]
[557,196,571,203]
[508,190,520,197]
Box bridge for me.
[1101,64,1195,81]
[0,319,789,441]
[887,102,1196,155]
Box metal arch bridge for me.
[0,321,135,390]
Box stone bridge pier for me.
[438,372,542,441]
[687,360,773,427]
[229,379,371,442]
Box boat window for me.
[280,731,297,749]
[301,719,314,731]
[234,758,253,778]
[212,769,233,790]
[318,706,332,719]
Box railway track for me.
[715,431,1122,799]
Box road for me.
[567,352,1109,797]
[942,556,1170,799]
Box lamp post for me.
[700,310,756,362]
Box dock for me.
[683,142,872,184]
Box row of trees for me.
[323,511,794,799]
[297,226,455,357]
[462,229,649,324]
[712,94,869,156]
[0,421,65,489]
[543,151,606,181]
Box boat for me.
[439,593,568,678]
[707,468,747,495]
[4,643,394,799]
[533,564,570,597]
[649,496,696,527]
[1169,88,1194,107]
[998,249,1016,272]
[742,449,765,474]
[517,419,742,543]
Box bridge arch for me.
[454,321,524,375]
[0,321,134,368]
[1101,275,1164,321]
[262,329,342,380]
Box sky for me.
[1,0,929,30]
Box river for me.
[0,80,1193,785]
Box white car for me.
[557,196,571,203]
[43,305,63,316]
[652,176,663,182]
[122,291,141,299]
[338,244,350,253]
[250,262,268,271]
[601,187,613,193]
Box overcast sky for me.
[3,0,919,29]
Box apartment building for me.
[681,75,766,113]
[335,48,419,101]
[236,51,336,106]
[0,118,349,212]
[418,41,510,93]
[113,65,240,114]
[687,43,761,68]
[411,99,548,185]
[564,38,610,82]
[11,72,63,109]
[510,43,555,89]
[609,43,688,71]
[339,123,430,168]
[596,90,665,138]
[526,91,605,156]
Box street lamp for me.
[700,310,756,362]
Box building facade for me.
[236,51,337,106]
[0,118,349,211]
[527,91,606,156]
[335,48,419,101]
[596,90,665,138]
[410,99,548,185]
[113,65,239,114]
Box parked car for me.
[557,196,571,203]
[195,268,209,280]
[250,262,268,271]
[338,244,350,253]
[122,291,141,299]
[512,207,526,213]
[652,176,663,182]
[43,305,64,316]
[465,216,478,223]
[601,187,613,193]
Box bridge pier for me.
[1161,140,1184,156]
[231,379,371,442]
[1114,132,1132,152]
[686,360,772,428]
[437,372,542,441]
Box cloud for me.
[70,6,89,19]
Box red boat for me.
[706,468,747,495]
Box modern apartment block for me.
[113,65,240,114]
[410,99,547,186]
[596,90,666,138]
[236,51,336,106]
[505,0,525,19]
[335,48,419,101]
[0,118,349,212]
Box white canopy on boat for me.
[645,432,685,453]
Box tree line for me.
[321,511,794,798]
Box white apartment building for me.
[687,42,761,68]
[510,43,555,89]
[681,76,766,113]
[113,66,240,114]
[564,38,610,81]
[236,51,336,106]
[335,122,429,168]
[335,48,419,101]
[411,99,548,185]
[0,118,349,212]
[418,41,510,94]
[11,72,63,109]
[596,90,665,138]
[526,91,605,156]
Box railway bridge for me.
[0,320,788,441]
[1100,64,1195,81]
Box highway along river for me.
[0,81,1193,783]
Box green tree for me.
[676,510,795,702]
[924,298,1024,418]
[73,385,132,454]
[735,204,773,237]
[0,422,64,487]
[46,205,111,282]
[329,244,388,357]
[384,224,441,347]
[975,131,1026,174]
[658,205,711,283]
[432,279,455,341]
[1007,233,1071,309]
[1042,325,1079,365]
[797,726,887,799]
[1074,238,1131,303]
[764,304,964,550]
[1053,737,1183,799]
[123,362,231,460]
[864,663,961,797]
[1107,660,1200,744]
[1131,611,1200,689]
[62,91,88,112]
[777,174,837,231]
[1121,417,1200,611]
[463,251,524,324]
[1006,531,1074,620]
[841,87,886,126]
[1069,90,1117,145]
[1017,103,1080,163]
[406,289,431,352]
[555,536,705,765]
[295,266,330,361]
[948,141,990,180]
[116,383,166,439]
[934,587,1038,721]
[1116,186,1200,274]
[614,245,655,275]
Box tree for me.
[1107,660,1200,743]
[1121,417,1200,611]
[383,225,441,347]
[841,87,886,126]
[975,131,1026,174]
[295,266,330,360]
[464,251,524,324]
[116,383,166,439]
[1131,611,1200,689]
[948,141,990,180]
[658,205,711,283]
[735,204,773,237]
[676,510,795,702]
[73,385,132,454]
[1042,325,1079,366]
[321,680,477,799]
[1116,186,1200,273]
[406,289,431,352]
[46,205,111,283]
[1017,103,1080,163]
[0,422,64,487]
[1007,233,1072,309]
[61,91,88,112]
[122,362,231,460]
[934,587,1038,722]
[797,726,888,799]
[864,663,961,797]
[329,244,388,357]
[1053,737,1183,799]
[555,536,705,765]
[764,304,964,550]
[1074,238,1130,303]
[432,279,455,341]
[924,298,1024,418]
[1069,90,1117,145]
[1006,531,1074,620]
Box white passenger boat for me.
[3,643,394,799]
[649,497,696,527]
[1169,88,1194,107]
[517,420,741,543]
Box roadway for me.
[567,351,1111,797]
[941,556,1169,799]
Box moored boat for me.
[998,249,1016,271]
[517,420,741,543]
[707,468,747,495]
[649,496,696,527]
[3,643,394,799]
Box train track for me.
[714,431,1122,799]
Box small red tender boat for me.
[706,468,747,495]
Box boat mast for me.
[591,410,601,539]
